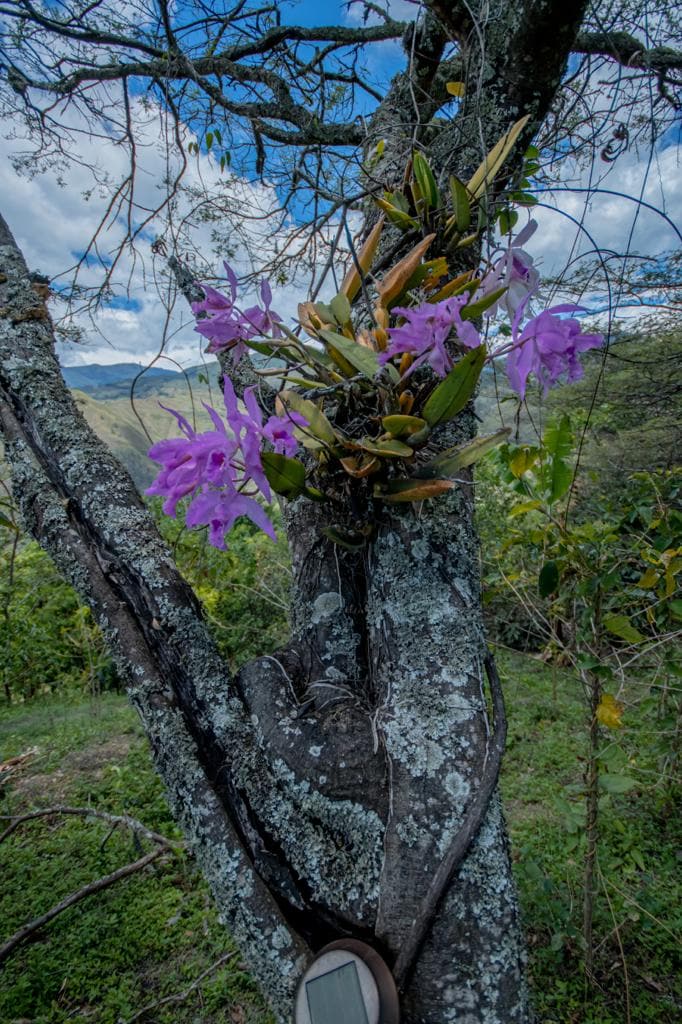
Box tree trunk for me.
[0,2,595,1019]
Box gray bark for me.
[0,2,595,1021]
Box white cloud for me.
[1,92,338,369]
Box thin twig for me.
[0,848,167,964]
[119,950,238,1024]
[0,805,184,849]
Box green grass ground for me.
[0,653,679,1024]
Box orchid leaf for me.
[358,437,414,458]
[381,414,427,437]
[448,176,471,233]
[376,234,435,307]
[319,329,380,379]
[373,478,454,502]
[261,453,307,498]
[329,292,352,326]
[415,428,510,477]
[422,345,486,426]
[460,287,507,321]
[412,151,440,210]
[340,216,384,302]
[466,115,531,200]
[278,390,337,448]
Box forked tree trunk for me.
[0,3,592,1020]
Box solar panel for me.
[305,959,370,1024]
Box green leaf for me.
[598,774,637,794]
[358,437,414,458]
[448,176,471,234]
[373,478,454,503]
[509,499,543,517]
[205,131,214,151]
[381,414,427,437]
[278,390,336,448]
[412,151,440,210]
[422,345,486,426]
[460,287,507,321]
[319,329,380,380]
[538,560,560,598]
[329,292,352,326]
[498,208,518,235]
[543,414,573,502]
[603,613,645,645]
[415,428,510,478]
[261,453,306,498]
[466,114,530,200]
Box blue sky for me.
[0,0,679,368]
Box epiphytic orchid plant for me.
[148,118,603,549]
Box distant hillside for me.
[69,364,223,490]
[61,362,180,393]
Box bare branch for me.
[0,804,185,848]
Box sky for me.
[0,0,679,370]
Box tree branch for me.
[0,804,184,849]
[574,30,682,75]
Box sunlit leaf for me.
[637,567,659,589]
[329,292,352,326]
[381,414,427,437]
[509,499,543,517]
[376,234,435,307]
[466,114,531,200]
[412,151,440,210]
[603,613,645,645]
[596,693,624,730]
[278,390,336,448]
[358,437,414,458]
[340,216,384,302]
[446,81,466,97]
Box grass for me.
[1,653,680,1023]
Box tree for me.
[0,3,680,1022]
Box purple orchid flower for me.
[380,293,481,378]
[192,262,282,360]
[506,303,603,399]
[262,411,308,456]
[185,486,276,550]
[147,375,307,549]
[481,219,540,319]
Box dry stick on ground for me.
[0,804,185,848]
[120,950,238,1024]
[0,847,170,964]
